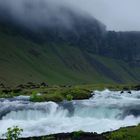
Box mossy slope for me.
[0,28,140,86]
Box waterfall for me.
[0,90,140,138]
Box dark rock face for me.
[100,31,140,66]
[1,13,140,67]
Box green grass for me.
[0,83,94,101]
[0,83,138,102]
[105,124,140,140]
[0,26,140,86]
[29,86,92,102]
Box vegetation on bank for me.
[9,124,139,140]
[3,125,140,140]
[3,126,23,140]
[0,83,140,102]
[105,124,140,140]
[0,83,93,102]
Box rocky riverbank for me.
[21,132,106,140]
[20,124,140,140]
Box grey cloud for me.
[0,0,84,30]
[68,0,140,31]
[0,0,139,31]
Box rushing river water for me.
[0,89,140,138]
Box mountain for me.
[0,5,140,86]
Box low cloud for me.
[0,0,84,30]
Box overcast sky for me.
[68,0,140,31]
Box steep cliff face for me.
[100,31,140,66]
[0,5,140,85]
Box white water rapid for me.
[0,89,140,138]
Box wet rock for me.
[0,83,5,88]
[128,90,132,94]
[40,82,48,87]
[2,89,12,93]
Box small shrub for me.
[3,126,23,140]
[66,94,73,101]
[30,91,41,102]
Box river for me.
[0,89,140,138]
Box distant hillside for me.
[0,5,140,86]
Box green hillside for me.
[0,28,140,86]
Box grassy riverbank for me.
[0,83,140,140]
[19,124,140,140]
[0,83,140,102]
[106,124,140,140]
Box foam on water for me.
[0,90,140,137]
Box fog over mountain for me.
[1,0,140,31]
[0,0,76,29]
[0,0,100,31]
